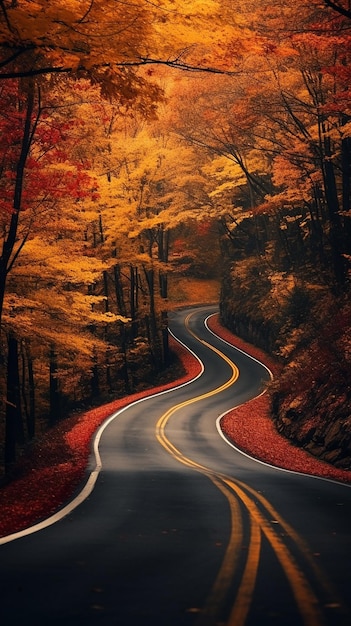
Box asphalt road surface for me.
[1,306,350,626]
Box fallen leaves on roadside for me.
[0,337,201,538]
[1,317,350,540]
[208,314,351,485]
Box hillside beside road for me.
[207,314,351,485]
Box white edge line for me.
[216,412,351,489]
[204,313,274,381]
[2,313,350,546]
[206,314,351,489]
[0,329,205,545]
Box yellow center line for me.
[233,477,341,608]
[195,476,244,626]
[223,479,324,626]
[156,315,247,623]
[156,312,325,626]
[155,322,240,463]
[227,515,261,626]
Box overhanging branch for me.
[0,65,71,79]
[0,55,247,81]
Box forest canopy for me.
[1,0,351,473]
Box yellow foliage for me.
[15,237,109,285]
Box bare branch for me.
[0,48,31,69]
[0,0,16,34]
[324,0,351,19]
[0,65,71,79]
[0,55,246,81]
[78,0,95,24]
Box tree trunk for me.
[341,115,351,257]
[103,270,109,312]
[323,158,346,285]
[0,78,37,330]
[143,266,157,339]
[26,343,35,439]
[119,322,131,393]
[130,265,138,337]
[5,333,23,471]
[20,339,35,440]
[90,350,100,399]
[161,310,169,367]
[318,115,346,286]
[144,266,163,370]
[49,345,61,424]
[114,263,126,316]
[158,227,169,298]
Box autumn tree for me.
[0,77,37,328]
[0,0,233,84]
[256,0,351,286]
[0,0,223,475]
[0,79,114,468]
[173,0,351,287]
[3,0,351,475]
[86,105,212,372]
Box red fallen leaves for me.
[221,394,351,482]
[0,338,201,538]
[207,315,351,485]
[1,318,350,539]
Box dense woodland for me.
[0,0,351,477]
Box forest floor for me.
[1,309,351,539]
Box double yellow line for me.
[155,314,335,626]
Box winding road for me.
[0,306,350,626]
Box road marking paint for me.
[207,312,351,489]
[156,310,327,626]
[227,515,261,626]
[155,327,263,625]
[157,415,324,626]
[0,328,205,545]
[233,477,344,612]
[195,477,244,626]
[204,313,273,381]
[223,479,324,626]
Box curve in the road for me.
[0,324,205,546]
[155,314,329,626]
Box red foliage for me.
[0,80,97,223]
[196,219,213,236]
